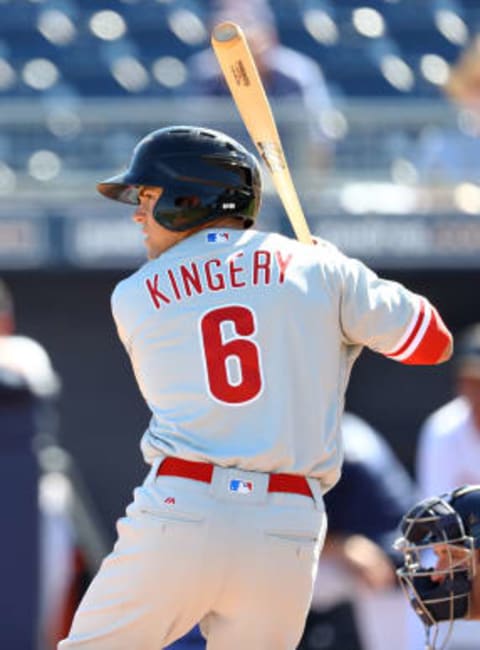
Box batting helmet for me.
[395,485,480,629]
[97,126,262,232]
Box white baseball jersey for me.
[111,228,442,493]
[417,396,480,496]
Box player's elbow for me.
[432,334,453,365]
[403,310,453,366]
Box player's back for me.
[112,228,359,490]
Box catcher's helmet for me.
[97,126,262,232]
[395,485,480,629]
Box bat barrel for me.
[211,20,313,245]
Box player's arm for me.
[338,257,453,366]
[436,335,453,364]
[384,299,453,366]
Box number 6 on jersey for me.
[199,305,264,405]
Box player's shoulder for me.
[0,334,52,366]
[257,230,341,258]
[111,262,152,309]
[421,397,471,440]
[341,413,393,464]
[111,271,135,305]
[0,334,60,396]
[259,232,358,282]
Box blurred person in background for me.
[417,323,480,495]
[0,277,61,649]
[412,323,480,649]
[0,279,106,650]
[0,278,44,650]
[185,0,335,172]
[412,35,480,185]
[300,412,416,650]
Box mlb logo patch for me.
[229,479,253,494]
[206,232,230,243]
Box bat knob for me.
[212,21,239,42]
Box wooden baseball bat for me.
[211,21,313,245]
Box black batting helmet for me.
[97,126,262,231]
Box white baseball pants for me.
[58,463,327,650]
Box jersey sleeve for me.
[338,256,450,365]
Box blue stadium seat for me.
[0,0,478,100]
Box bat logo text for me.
[231,59,250,87]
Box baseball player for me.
[395,485,480,650]
[59,125,452,650]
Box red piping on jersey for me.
[401,306,451,365]
[386,298,426,359]
[386,299,451,365]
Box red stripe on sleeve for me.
[386,299,426,358]
[402,306,451,365]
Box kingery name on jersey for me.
[145,249,293,309]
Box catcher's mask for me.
[394,486,480,649]
[97,125,262,232]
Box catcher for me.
[395,485,480,650]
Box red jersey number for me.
[200,305,263,404]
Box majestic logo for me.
[229,479,254,494]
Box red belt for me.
[157,457,313,498]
